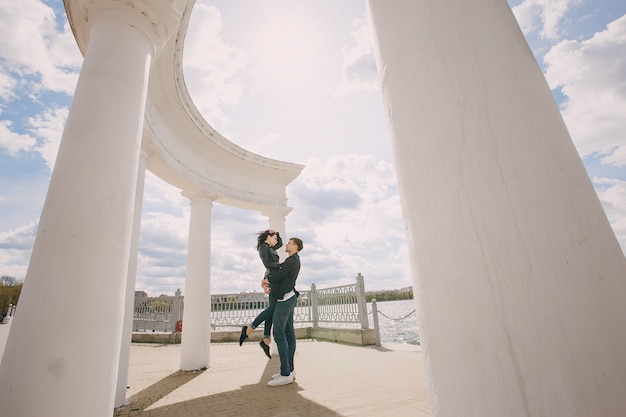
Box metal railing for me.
[133,273,369,333]
[132,305,173,333]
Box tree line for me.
[365,289,413,302]
[1,276,22,317]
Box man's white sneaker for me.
[272,371,295,381]
[267,374,294,387]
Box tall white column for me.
[261,206,292,260]
[115,148,149,408]
[180,189,215,370]
[0,2,183,416]
[367,1,626,416]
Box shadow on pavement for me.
[114,368,207,416]
[114,360,341,417]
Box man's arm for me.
[268,255,297,286]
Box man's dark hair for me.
[290,237,303,252]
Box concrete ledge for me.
[132,332,181,344]
[131,326,375,346]
[310,327,376,346]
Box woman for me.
[239,229,282,358]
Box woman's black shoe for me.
[239,326,248,346]
[259,340,271,359]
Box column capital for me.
[260,206,293,218]
[76,0,187,56]
[181,188,218,203]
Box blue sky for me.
[1,0,625,296]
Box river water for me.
[368,299,420,345]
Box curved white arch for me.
[66,0,304,211]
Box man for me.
[266,237,303,387]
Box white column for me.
[367,1,626,416]
[261,206,292,260]
[115,148,149,408]
[0,2,182,416]
[180,189,215,370]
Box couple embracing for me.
[239,229,303,387]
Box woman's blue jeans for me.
[251,298,275,338]
[272,295,297,376]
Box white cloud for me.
[286,154,410,290]
[512,1,541,34]
[0,1,54,71]
[0,106,66,171]
[538,0,580,40]
[0,120,37,155]
[0,72,16,102]
[133,176,199,295]
[130,153,411,296]
[183,2,247,131]
[544,14,626,160]
[29,106,68,171]
[0,222,37,280]
[0,221,37,250]
[39,20,82,94]
[593,177,626,254]
[602,146,626,167]
[335,16,379,96]
[142,171,188,210]
[243,1,332,90]
[0,1,80,97]
[512,0,581,40]
[135,210,190,296]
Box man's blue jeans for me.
[272,295,297,377]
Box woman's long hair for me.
[256,229,275,250]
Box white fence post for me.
[172,288,182,333]
[371,299,382,347]
[355,273,369,329]
[311,283,319,327]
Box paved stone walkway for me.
[0,322,431,416]
[114,340,430,417]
